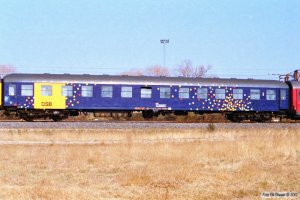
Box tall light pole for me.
[160,39,169,68]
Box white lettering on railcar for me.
[155,103,166,108]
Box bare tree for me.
[121,61,212,78]
[176,60,193,77]
[193,64,212,77]
[145,65,169,76]
[121,65,170,77]
[0,65,16,78]
[176,60,212,78]
[121,69,144,76]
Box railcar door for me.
[34,83,66,109]
[279,89,288,110]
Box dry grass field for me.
[0,126,299,199]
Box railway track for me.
[0,121,300,129]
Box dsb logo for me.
[41,102,52,106]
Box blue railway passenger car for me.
[2,73,289,121]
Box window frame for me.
[233,89,243,100]
[41,85,52,96]
[62,85,73,97]
[266,89,276,101]
[141,87,152,98]
[179,88,190,99]
[121,86,132,98]
[8,84,16,96]
[101,85,113,98]
[250,89,260,100]
[81,85,93,97]
[160,87,171,99]
[197,88,207,99]
[21,84,33,97]
[215,88,225,100]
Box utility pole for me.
[160,39,169,68]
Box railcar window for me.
[250,89,260,100]
[233,89,243,100]
[298,92,300,101]
[121,86,132,98]
[62,86,73,97]
[197,88,207,99]
[21,85,33,96]
[280,90,286,100]
[179,88,189,99]
[8,84,16,96]
[101,86,113,98]
[41,85,52,96]
[141,87,152,98]
[215,89,225,99]
[81,86,93,97]
[266,90,276,100]
[160,87,170,98]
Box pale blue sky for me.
[0,0,299,79]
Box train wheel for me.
[52,116,63,122]
[142,110,154,119]
[226,114,241,123]
[20,114,34,122]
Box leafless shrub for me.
[121,60,212,78]
[0,64,16,78]
[176,60,212,78]
[121,65,169,77]
[207,123,216,132]
[120,69,144,76]
[145,65,170,76]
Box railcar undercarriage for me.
[139,110,286,123]
[3,107,290,122]
[224,111,285,123]
[5,108,70,122]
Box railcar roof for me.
[288,81,300,88]
[3,73,289,89]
